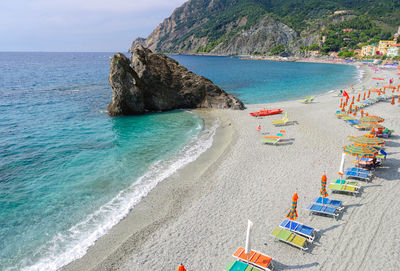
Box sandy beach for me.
[63,65,400,271]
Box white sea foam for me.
[355,65,365,85]
[16,119,219,271]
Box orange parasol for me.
[391,96,395,105]
[367,90,370,98]
[286,193,298,221]
[357,93,360,102]
[352,96,355,104]
[177,264,187,271]
[363,92,366,100]
[320,174,328,197]
[343,143,378,158]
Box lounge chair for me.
[279,220,317,243]
[225,260,262,271]
[341,116,355,121]
[344,168,371,182]
[270,228,308,250]
[232,247,274,271]
[262,131,286,145]
[328,180,360,196]
[312,197,343,208]
[271,113,288,126]
[300,96,311,103]
[376,149,387,160]
[263,130,286,139]
[346,119,360,126]
[306,203,343,219]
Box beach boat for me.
[250,109,283,117]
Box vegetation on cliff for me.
[133,0,400,56]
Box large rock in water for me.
[107,46,244,116]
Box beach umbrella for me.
[359,115,384,123]
[351,96,355,104]
[286,193,298,225]
[357,93,360,102]
[363,92,366,100]
[353,106,357,116]
[339,98,343,108]
[320,174,328,197]
[367,90,371,98]
[343,143,378,158]
[245,219,253,262]
[349,135,385,147]
[391,96,395,105]
[177,264,187,271]
[361,109,364,117]
[398,95,400,103]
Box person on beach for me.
[177,264,187,271]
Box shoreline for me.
[62,109,237,271]
[64,65,400,270]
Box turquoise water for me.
[0,53,357,270]
[172,55,358,104]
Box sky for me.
[0,0,188,52]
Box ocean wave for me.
[16,119,219,271]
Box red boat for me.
[250,109,283,117]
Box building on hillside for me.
[334,10,348,15]
[377,40,396,55]
[353,49,361,56]
[361,44,378,57]
[394,26,400,41]
[342,28,353,33]
[387,45,400,57]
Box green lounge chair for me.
[225,260,262,271]
[270,228,308,250]
[328,181,359,196]
[271,113,288,126]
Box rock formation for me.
[107,46,244,116]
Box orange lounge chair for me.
[263,130,286,139]
[233,247,274,271]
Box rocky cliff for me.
[130,0,400,56]
[107,46,244,116]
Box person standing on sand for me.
[177,264,187,271]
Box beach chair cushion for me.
[232,247,272,270]
[252,253,272,269]
[314,197,342,207]
[291,234,307,248]
[297,225,314,237]
[271,228,307,249]
[272,228,292,241]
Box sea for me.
[0,52,358,270]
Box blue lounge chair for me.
[279,220,317,242]
[345,169,371,182]
[346,119,360,126]
[306,203,343,220]
[312,197,342,208]
[346,167,371,174]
